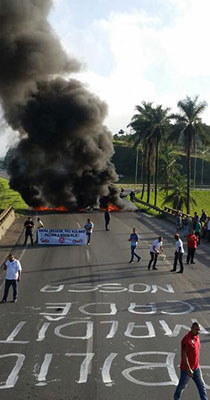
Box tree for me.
[128,102,155,203]
[147,105,171,206]
[171,96,207,213]
[159,145,181,194]
[162,174,196,211]
[128,102,171,204]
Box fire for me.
[108,204,120,212]
[101,202,120,212]
[33,206,68,211]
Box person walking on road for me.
[129,191,135,202]
[200,209,207,224]
[0,253,22,303]
[128,228,141,263]
[35,217,44,243]
[186,230,197,264]
[84,218,94,244]
[192,211,200,230]
[183,215,191,237]
[174,322,208,400]
[148,236,164,270]
[176,212,182,231]
[195,220,201,246]
[24,217,34,246]
[171,233,184,273]
[104,209,111,231]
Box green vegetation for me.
[114,95,210,214]
[0,177,28,214]
[1,174,209,218]
[170,96,208,213]
[113,144,210,185]
[134,190,210,216]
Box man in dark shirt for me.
[104,209,111,231]
[24,217,34,246]
[174,322,208,400]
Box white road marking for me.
[36,354,53,386]
[86,336,94,375]
[86,249,90,262]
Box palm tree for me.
[128,102,171,204]
[171,96,207,214]
[159,145,181,195]
[128,102,155,203]
[162,174,197,211]
[147,105,171,206]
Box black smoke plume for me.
[0,0,123,210]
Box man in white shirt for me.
[35,217,44,243]
[84,218,94,244]
[0,253,22,303]
[171,234,184,273]
[148,236,164,270]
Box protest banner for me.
[37,229,86,245]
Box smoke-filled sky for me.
[1,0,210,156]
[49,0,210,132]
[0,0,124,209]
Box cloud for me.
[74,11,161,132]
[72,1,210,130]
[162,0,210,77]
[1,0,210,158]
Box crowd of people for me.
[0,209,209,399]
[176,209,210,243]
[1,208,209,292]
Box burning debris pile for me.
[0,0,123,210]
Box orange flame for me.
[108,204,120,212]
[101,202,120,212]
[33,206,68,211]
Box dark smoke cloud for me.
[0,0,123,209]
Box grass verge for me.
[134,190,210,216]
[0,177,28,215]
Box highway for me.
[0,210,210,399]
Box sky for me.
[1,0,210,156]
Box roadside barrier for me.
[163,206,190,219]
[0,206,15,241]
[134,197,163,214]
[134,196,192,223]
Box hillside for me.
[112,142,210,185]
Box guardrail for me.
[133,196,192,221]
[0,206,15,240]
[134,197,163,214]
[163,206,191,219]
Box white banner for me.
[38,229,86,245]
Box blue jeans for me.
[86,232,92,244]
[2,279,18,301]
[183,226,189,236]
[174,368,208,400]
[130,245,139,262]
[173,252,183,272]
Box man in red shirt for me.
[174,322,208,399]
[186,230,197,264]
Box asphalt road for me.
[0,210,210,400]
